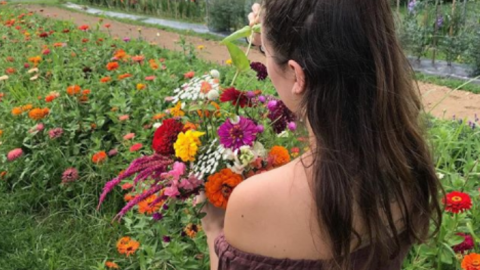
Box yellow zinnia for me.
[169,102,185,117]
[174,130,205,162]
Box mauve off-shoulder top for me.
[215,232,412,270]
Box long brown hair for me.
[262,0,442,269]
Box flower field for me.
[1,5,480,270]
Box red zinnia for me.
[453,233,475,254]
[130,143,143,152]
[443,191,472,214]
[78,25,89,31]
[220,87,250,108]
[152,119,184,155]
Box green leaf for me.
[439,246,453,265]
[252,24,261,33]
[446,235,465,246]
[224,41,250,72]
[221,26,252,44]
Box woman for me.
[201,1,442,269]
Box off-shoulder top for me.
[215,232,412,270]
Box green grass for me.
[0,188,124,270]
[415,72,480,94]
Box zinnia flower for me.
[220,87,250,108]
[184,224,202,238]
[268,146,291,168]
[62,168,79,183]
[78,25,89,31]
[100,77,111,83]
[28,108,48,121]
[7,148,23,161]
[443,191,472,214]
[174,130,205,162]
[105,261,119,269]
[184,71,195,79]
[461,253,480,270]
[123,133,135,140]
[205,168,243,209]
[92,151,107,164]
[152,119,184,155]
[218,116,257,150]
[152,212,163,221]
[162,236,171,243]
[267,99,296,134]
[116,237,140,257]
[250,62,268,81]
[106,62,119,71]
[130,143,143,152]
[453,233,475,254]
[48,128,63,139]
[169,102,185,117]
[108,149,118,157]
[138,195,164,214]
[119,115,129,121]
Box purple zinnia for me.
[48,128,63,139]
[62,168,79,184]
[267,100,296,134]
[250,62,268,81]
[288,122,297,131]
[163,204,169,210]
[436,15,444,28]
[163,236,171,243]
[218,116,258,150]
[452,233,474,254]
[408,0,416,13]
[152,212,163,221]
[123,37,131,42]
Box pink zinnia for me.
[36,123,45,131]
[130,143,143,152]
[123,133,135,140]
[48,128,64,139]
[453,233,475,254]
[119,115,129,121]
[145,76,156,81]
[7,148,23,161]
[62,168,79,183]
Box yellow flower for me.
[174,130,205,162]
[136,83,146,90]
[0,130,3,136]
[226,59,233,65]
[169,102,185,117]
[197,45,205,50]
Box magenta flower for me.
[178,175,202,190]
[161,162,186,185]
[164,185,180,198]
[453,233,475,254]
[218,116,258,150]
[48,128,64,139]
[62,168,79,183]
[152,212,163,221]
[250,62,268,81]
[7,148,23,161]
[288,122,297,131]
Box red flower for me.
[443,191,472,214]
[220,87,250,108]
[184,71,195,79]
[152,119,184,155]
[453,233,475,254]
[78,25,89,31]
[130,143,143,152]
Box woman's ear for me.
[288,60,306,95]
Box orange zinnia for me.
[28,108,48,120]
[6,67,16,74]
[45,95,56,102]
[118,73,132,80]
[268,146,291,168]
[136,83,146,90]
[114,49,127,60]
[124,193,134,202]
[152,113,166,120]
[462,253,480,270]
[116,237,140,257]
[11,107,22,115]
[138,195,164,215]
[92,151,107,164]
[66,85,81,96]
[100,77,111,83]
[200,81,212,94]
[106,62,119,71]
[131,55,145,63]
[205,168,243,209]
[149,59,159,70]
[184,224,202,238]
[105,261,119,269]
[197,102,220,118]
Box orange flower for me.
[105,261,119,269]
[116,237,140,257]
[78,25,89,31]
[462,253,480,270]
[149,59,159,70]
[92,151,107,164]
[22,104,33,111]
[0,129,2,136]
[152,113,166,120]
[114,49,127,60]
[131,55,145,63]
[183,122,197,131]
[0,171,7,179]
[138,195,164,215]
[197,102,220,118]
[45,95,56,102]
[184,71,195,79]
[268,146,291,168]
[100,77,111,83]
[121,183,133,190]
[205,168,243,209]
[53,42,64,48]
[5,67,16,74]
[11,107,22,115]
[82,89,91,95]
[91,123,97,129]
[136,83,146,90]
[124,193,134,202]
[67,85,81,96]
[184,224,202,238]
[28,56,42,66]
[106,62,119,71]
[118,73,132,80]
[28,108,48,120]
[200,81,212,94]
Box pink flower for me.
[36,123,45,131]
[179,175,202,190]
[7,148,23,161]
[119,115,129,121]
[42,49,51,55]
[145,76,156,81]
[161,162,186,185]
[108,149,118,157]
[123,133,135,140]
[62,168,79,183]
[164,185,180,198]
[129,143,143,152]
[48,128,63,139]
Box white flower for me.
[27,68,39,74]
[210,69,220,78]
[172,75,220,102]
[207,90,219,101]
[153,122,162,129]
[0,75,8,81]
[252,142,266,158]
[239,146,255,166]
[222,148,237,161]
[230,115,241,125]
[436,172,445,180]
[277,130,289,138]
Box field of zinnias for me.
[1,6,480,270]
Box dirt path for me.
[22,5,480,122]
